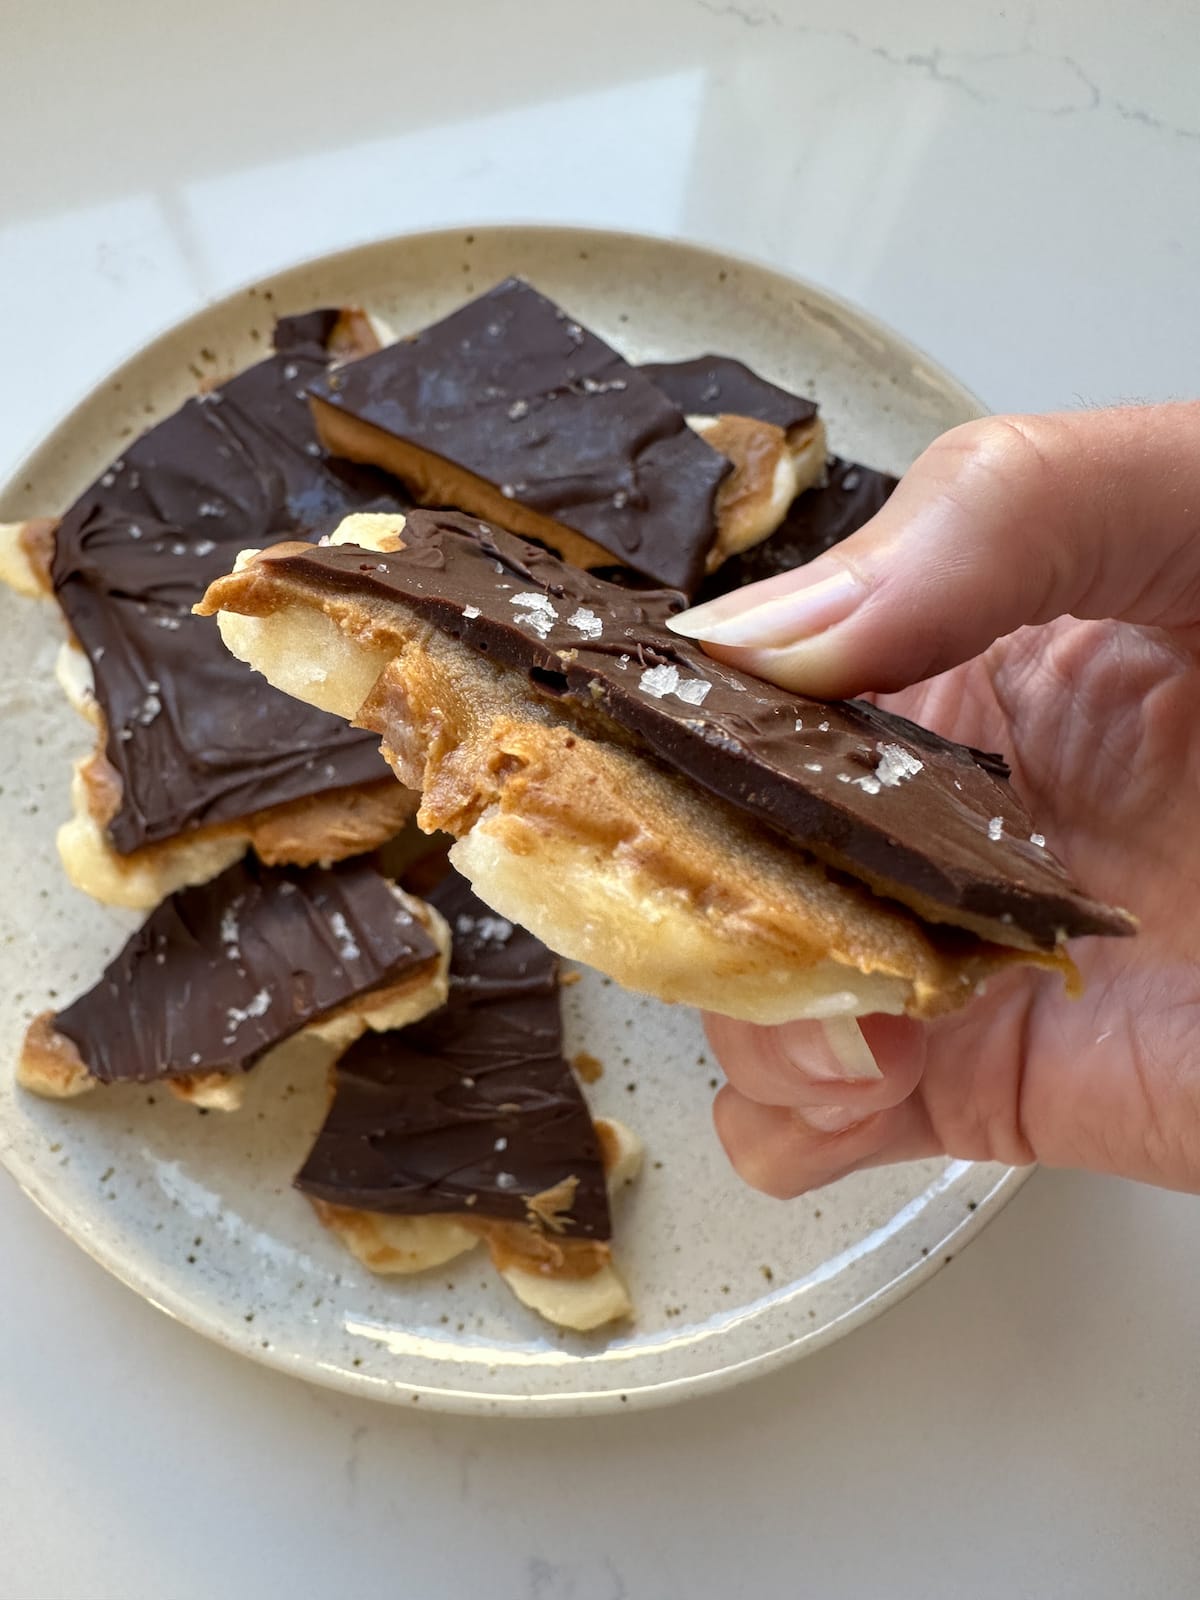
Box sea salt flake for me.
[567,607,602,640]
[197,500,225,518]
[819,721,830,733]
[875,743,924,788]
[510,591,558,638]
[988,816,1004,841]
[282,362,299,381]
[135,692,162,726]
[463,605,481,619]
[329,910,360,963]
[852,775,882,795]
[1030,833,1046,848]
[506,399,529,421]
[794,718,804,732]
[493,1137,508,1153]
[639,664,680,699]
[495,1172,519,1191]
[193,539,216,557]
[456,911,513,944]
[225,989,270,1035]
[804,762,823,773]
[674,677,711,706]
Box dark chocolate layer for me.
[309,277,731,595]
[695,455,898,603]
[53,856,437,1084]
[263,511,1131,947]
[51,313,409,853]
[639,354,818,432]
[296,870,611,1236]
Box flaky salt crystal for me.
[567,607,603,640]
[875,743,924,788]
[639,664,680,699]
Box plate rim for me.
[0,222,1017,1418]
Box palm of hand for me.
[876,616,1200,1188]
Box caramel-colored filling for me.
[310,397,619,573]
[18,518,58,593]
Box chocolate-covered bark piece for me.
[307,277,731,595]
[696,455,898,602]
[639,354,818,433]
[50,312,410,854]
[23,856,439,1091]
[296,870,611,1238]
[249,511,1131,948]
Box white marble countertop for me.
[3,1,1199,1594]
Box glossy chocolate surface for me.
[263,511,1131,946]
[309,277,730,594]
[640,353,818,432]
[296,870,611,1235]
[51,313,407,852]
[53,856,437,1083]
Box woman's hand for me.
[670,404,1200,1195]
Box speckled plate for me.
[0,226,1023,1416]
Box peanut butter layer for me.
[696,454,898,601]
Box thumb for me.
[668,404,1200,697]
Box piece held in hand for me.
[203,510,1133,1026]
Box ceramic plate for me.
[0,226,1022,1416]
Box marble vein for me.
[691,1,1200,142]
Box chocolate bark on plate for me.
[307,277,734,595]
[202,511,1133,1027]
[638,355,827,571]
[298,868,641,1331]
[18,855,450,1111]
[694,454,898,603]
[22,310,417,908]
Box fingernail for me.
[797,1105,862,1134]
[666,565,866,647]
[777,1017,883,1082]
